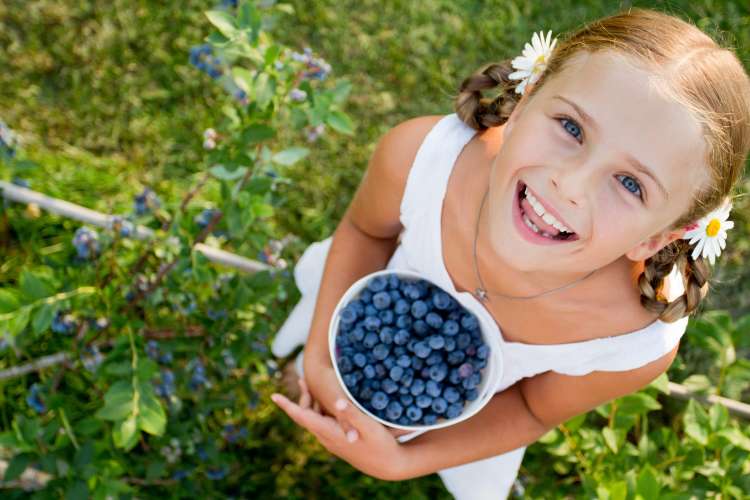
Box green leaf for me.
[648,372,670,394]
[255,73,275,110]
[636,464,661,499]
[562,413,586,432]
[113,415,138,451]
[681,374,713,395]
[275,3,295,15]
[205,10,238,39]
[20,270,53,301]
[4,452,32,481]
[65,479,89,500]
[716,428,750,451]
[272,147,309,166]
[617,393,661,415]
[264,44,281,67]
[7,306,30,336]
[0,288,20,313]
[137,384,166,436]
[602,427,618,453]
[232,67,255,94]
[708,403,728,432]
[683,399,709,445]
[32,303,56,335]
[95,381,135,421]
[210,165,248,182]
[241,123,276,144]
[331,79,353,104]
[325,110,355,135]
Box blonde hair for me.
[455,8,750,322]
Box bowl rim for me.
[328,268,503,432]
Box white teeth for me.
[522,212,555,239]
[524,186,572,233]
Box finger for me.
[313,399,321,414]
[333,397,387,443]
[298,378,312,410]
[271,393,346,441]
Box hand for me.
[271,378,410,481]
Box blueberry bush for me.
[1,0,750,498]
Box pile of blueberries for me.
[334,273,490,427]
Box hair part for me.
[454,8,750,322]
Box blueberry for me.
[442,320,460,336]
[447,350,466,365]
[431,397,448,414]
[429,363,448,382]
[397,416,411,426]
[465,388,479,401]
[443,386,460,403]
[396,354,412,368]
[446,403,463,419]
[350,327,365,342]
[458,362,474,378]
[387,274,401,290]
[460,313,479,331]
[456,333,472,349]
[402,284,421,300]
[432,291,452,310]
[388,365,404,381]
[383,356,396,369]
[374,363,387,378]
[371,391,389,410]
[409,379,425,396]
[381,378,398,394]
[343,374,358,388]
[413,320,429,335]
[353,353,367,368]
[393,346,406,356]
[412,358,424,370]
[336,334,351,348]
[476,344,490,360]
[449,368,462,385]
[398,386,409,395]
[425,312,443,329]
[413,342,431,359]
[385,401,403,421]
[425,380,442,398]
[359,386,374,401]
[360,289,373,303]
[423,413,438,425]
[466,345,477,357]
[337,355,353,373]
[379,327,394,345]
[364,316,381,331]
[406,405,423,422]
[367,276,388,292]
[400,394,414,407]
[363,364,376,379]
[373,291,392,310]
[379,309,395,325]
[340,304,359,324]
[462,372,480,390]
[388,289,402,302]
[415,394,432,408]
[394,300,410,315]
[365,304,378,317]
[425,352,442,366]
[373,343,390,361]
[395,314,412,329]
[411,300,428,318]
[400,368,414,387]
[428,335,445,350]
[363,332,379,348]
[443,337,457,352]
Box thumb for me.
[333,397,380,442]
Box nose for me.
[549,159,594,208]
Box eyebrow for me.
[552,94,670,201]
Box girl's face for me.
[488,50,710,276]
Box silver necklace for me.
[472,187,597,302]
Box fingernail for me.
[335,398,348,411]
[346,429,359,443]
[271,394,281,404]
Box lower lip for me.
[512,182,572,246]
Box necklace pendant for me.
[475,287,488,302]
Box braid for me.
[454,60,522,131]
[638,239,711,323]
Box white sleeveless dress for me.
[271,113,689,500]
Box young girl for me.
[270,8,750,499]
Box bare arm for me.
[396,383,549,480]
[303,115,444,415]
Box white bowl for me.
[328,269,502,432]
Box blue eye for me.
[616,174,644,200]
[559,117,583,142]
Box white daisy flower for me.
[682,201,734,265]
[508,31,558,95]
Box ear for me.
[626,227,687,262]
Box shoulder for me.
[519,342,680,429]
[346,115,445,239]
